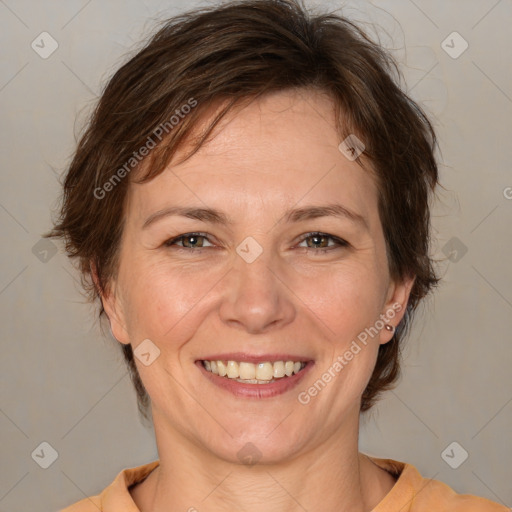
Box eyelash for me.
[163,231,349,254]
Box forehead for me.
[127,89,380,229]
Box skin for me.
[101,88,415,512]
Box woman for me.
[49,0,507,510]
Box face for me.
[104,88,414,464]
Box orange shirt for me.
[60,456,508,511]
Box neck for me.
[132,410,396,512]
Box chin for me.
[204,416,314,465]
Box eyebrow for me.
[142,203,368,230]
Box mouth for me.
[195,356,313,398]
[201,359,307,383]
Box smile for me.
[201,359,307,383]
[196,358,313,399]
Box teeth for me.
[239,362,256,380]
[273,361,285,378]
[202,359,306,382]
[234,378,274,384]
[256,362,273,380]
[217,361,226,377]
[226,360,238,378]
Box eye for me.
[163,231,348,253]
[296,232,349,253]
[164,232,213,250]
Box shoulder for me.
[417,479,510,511]
[58,460,160,512]
[368,456,509,512]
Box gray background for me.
[1,0,511,511]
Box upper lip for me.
[197,352,313,364]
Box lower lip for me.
[195,360,314,399]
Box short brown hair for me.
[46,0,441,420]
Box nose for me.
[218,249,296,334]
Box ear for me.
[379,273,416,345]
[90,261,130,345]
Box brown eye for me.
[298,232,348,251]
[306,234,329,248]
[164,232,213,249]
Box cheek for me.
[119,257,224,341]
[118,245,387,357]
[291,260,385,343]
[291,262,385,399]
